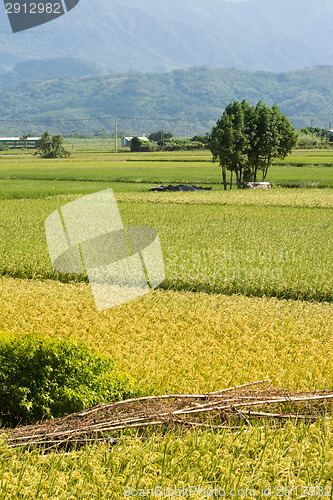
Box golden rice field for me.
[1,422,333,499]
[0,278,332,394]
[0,276,333,498]
[0,150,332,498]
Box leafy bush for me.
[160,139,207,151]
[0,333,137,427]
[298,127,329,140]
[297,133,330,149]
[0,144,9,151]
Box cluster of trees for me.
[148,130,173,144]
[130,132,210,152]
[297,127,332,148]
[209,100,298,189]
[299,127,331,140]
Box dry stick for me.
[7,412,171,444]
[171,395,276,414]
[7,411,170,444]
[232,407,252,427]
[8,421,165,448]
[172,419,238,430]
[7,436,105,450]
[10,416,234,449]
[10,408,161,440]
[77,380,271,417]
[12,409,277,450]
[208,380,271,395]
[7,432,111,449]
[242,411,319,420]
[77,395,208,417]
[172,393,333,416]
[232,392,333,408]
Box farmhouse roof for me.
[0,137,41,140]
[124,136,149,141]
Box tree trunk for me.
[222,166,227,190]
[239,166,243,188]
[254,155,259,182]
[262,155,271,180]
[235,169,240,189]
[230,170,233,190]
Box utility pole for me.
[311,119,314,128]
[72,129,74,150]
[115,117,118,153]
[161,129,164,151]
[102,129,105,149]
[329,121,332,130]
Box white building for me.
[121,136,149,147]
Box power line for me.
[1,113,333,125]
[0,115,216,124]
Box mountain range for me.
[1,65,333,136]
[1,0,333,74]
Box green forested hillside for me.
[1,65,333,136]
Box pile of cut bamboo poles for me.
[2,380,333,451]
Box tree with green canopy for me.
[148,130,173,142]
[130,136,142,152]
[247,101,298,182]
[36,131,70,159]
[209,99,298,189]
[209,100,249,190]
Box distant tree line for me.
[130,132,210,152]
[209,99,298,190]
[297,127,333,148]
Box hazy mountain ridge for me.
[1,58,107,83]
[1,65,332,136]
[0,0,333,74]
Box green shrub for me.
[130,136,142,152]
[0,333,137,427]
[160,140,207,151]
